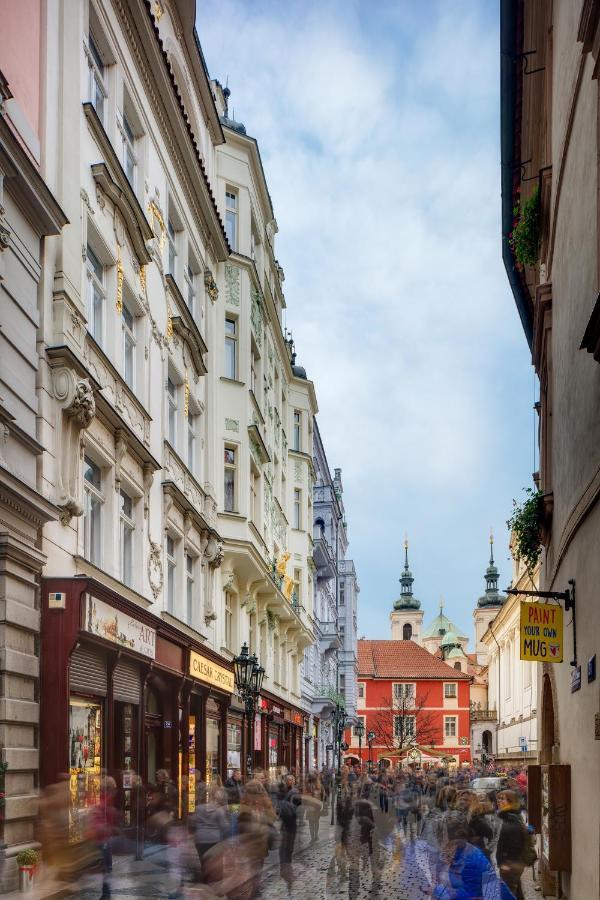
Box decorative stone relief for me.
[294,461,303,484]
[204,268,218,303]
[143,462,154,519]
[224,263,240,307]
[52,368,96,524]
[250,287,263,347]
[114,429,127,492]
[225,418,239,433]
[148,539,164,599]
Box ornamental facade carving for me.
[51,367,96,524]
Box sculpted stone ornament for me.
[204,268,218,303]
[148,539,164,599]
[52,368,96,524]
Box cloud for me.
[199,0,534,641]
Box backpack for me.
[522,825,538,866]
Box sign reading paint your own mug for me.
[520,601,563,663]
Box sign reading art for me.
[189,651,234,693]
[84,594,156,658]
[520,601,563,663]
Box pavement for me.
[6,814,541,899]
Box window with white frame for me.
[184,259,196,316]
[225,189,237,250]
[357,682,365,700]
[273,632,280,683]
[224,591,233,649]
[250,349,257,394]
[249,611,256,655]
[86,245,104,345]
[186,552,194,625]
[225,317,237,379]
[444,682,457,699]
[353,715,366,738]
[394,715,416,740]
[293,488,301,529]
[224,446,236,512]
[339,581,345,606]
[293,568,301,605]
[167,218,177,277]
[444,716,457,738]
[120,488,134,586]
[166,535,176,613]
[293,410,301,451]
[83,456,103,566]
[187,409,196,474]
[167,377,177,447]
[393,683,415,704]
[250,463,259,524]
[339,673,346,694]
[121,301,135,389]
[88,32,107,122]
[122,108,136,188]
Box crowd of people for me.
[31,763,535,899]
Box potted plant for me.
[507,487,545,575]
[509,186,540,270]
[16,848,38,893]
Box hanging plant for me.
[509,186,540,269]
[507,487,544,575]
[266,609,276,631]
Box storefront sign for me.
[84,595,156,658]
[519,601,563,662]
[292,712,303,726]
[189,650,234,692]
[570,665,581,693]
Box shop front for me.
[254,693,307,776]
[41,577,233,835]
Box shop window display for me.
[69,698,102,841]
[206,699,221,783]
[269,727,278,776]
[227,720,241,778]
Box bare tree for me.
[370,687,438,755]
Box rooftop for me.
[358,639,471,680]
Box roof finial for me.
[404,533,409,569]
[223,79,231,118]
[489,527,494,565]
[440,596,444,613]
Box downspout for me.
[489,622,502,757]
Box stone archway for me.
[541,671,555,765]
[482,729,493,754]
[403,623,412,640]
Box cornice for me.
[165,274,208,375]
[0,471,59,528]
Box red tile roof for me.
[358,640,471,680]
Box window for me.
[403,623,413,640]
[167,377,177,446]
[250,465,259,524]
[184,259,195,315]
[186,553,194,625]
[250,350,257,394]
[225,318,237,379]
[122,302,135,389]
[339,582,345,606]
[167,218,177,277]
[88,33,106,122]
[122,110,136,188]
[273,633,280,683]
[358,683,365,700]
[394,715,416,740]
[293,488,301,529]
[83,456,103,565]
[224,446,236,512]
[444,683,457,699]
[187,410,196,474]
[293,410,301,451]
[393,683,415,703]
[249,611,256,655]
[293,568,301,605]
[225,591,234,649]
[120,488,134,586]
[225,190,237,250]
[454,662,462,671]
[444,716,457,738]
[166,535,176,613]
[339,673,346,694]
[86,246,104,345]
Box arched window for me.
[314,517,325,536]
[403,623,412,640]
[454,662,462,671]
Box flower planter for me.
[18,865,36,893]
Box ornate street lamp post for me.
[367,730,376,774]
[355,719,365,769]
[233,643,265,779]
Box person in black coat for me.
[278,775,301,895]
[224,769,243,806]
[496,790,527,900]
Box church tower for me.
[390,539,424,644]
[473,533,506,664]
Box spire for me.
[477,530,505,608]
[439,596,444,614]
[394,535,420,610]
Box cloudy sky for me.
[199,0,535,641]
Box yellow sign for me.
[520,601,563,663]
[189,651,234,692]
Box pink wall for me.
[0,0,41,140]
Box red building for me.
[345,639,472,769]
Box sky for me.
[199,0,535,642]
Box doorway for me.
[145,686,163,785]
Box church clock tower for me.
[390,539,424,644]
[473,533,506,664]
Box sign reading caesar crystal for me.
[520,601,563,663]
[189,650,234,693]
[85,594,156,658]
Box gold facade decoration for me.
[166,305,173,339]
[154,1,164,22]
[147,200,166,250]
[283,575,294,601]
[275,551,290,578]
[139,265,146,293]
[184,373,190,418]
[116,248,124,314]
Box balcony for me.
[319,620,341,652]
[312,682,345,716]
[470,707,498,722]
[313,529,336,578]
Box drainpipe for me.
[489,623,502,757]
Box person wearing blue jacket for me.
[433,812,515,900]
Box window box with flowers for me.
[509,186,540,270]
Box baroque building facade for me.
[0,0,353,886]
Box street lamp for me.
[233,643,265,779]
[367,730,376,774]
[355,719,365,769]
